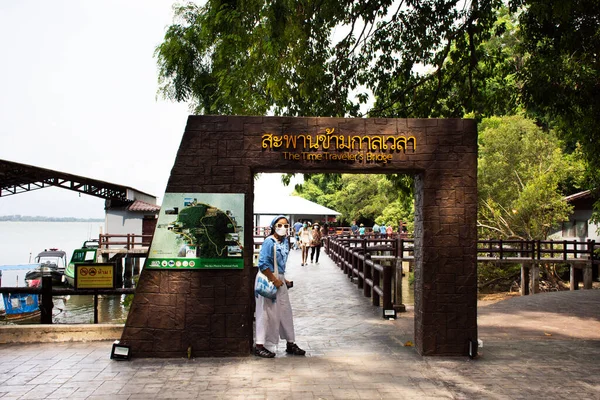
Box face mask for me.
[275,227,287,236]
[303,224,307,228]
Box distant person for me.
[351,220,359,236]
[321,223,329,245]
[379,222,387,238]
[386,223,393,238]
[298,222,312,266]
[309,223,323,264]
[254,215,305,358]
[359,223,366,236]
[293,220,303,250]
[372,222,380,238]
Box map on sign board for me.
[146,193,244,270]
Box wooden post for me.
[364,254,372,298]
[94,291,99,324]
[520,264,529,296]
[133,258,140,275]
[570,264,578,290]
[115,258,123,288]
[394,258,406,312]
[382,265,392,311]
[357,252,364,289]
[124,257,133,280]
[40,276,53,324]
[372,259,380,307]
[531,264,540,294]
[583,264,593,290]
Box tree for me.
[156,0,505,118]
[477,115,584,240]
[295,173,414,229]
[156,1,600,211]
[516,0,600,204]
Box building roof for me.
[0,158,156,201]
[564,190,592,202]
[127,199,161,213]
[254,195,340,216]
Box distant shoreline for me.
[0,215,103,222]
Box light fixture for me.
[110,340,131,360]
[383,308,397,320]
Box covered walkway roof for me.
[0,159,152,201]
[254,195,340,216]
[254,194,340,224]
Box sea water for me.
[0,221,129,323]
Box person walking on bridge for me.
[298,222,312,266]
[254,215,306,358]
[310,223,323,264]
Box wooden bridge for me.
[323,235,599,315]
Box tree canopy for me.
[477,115,584,240]
[156,0,511,117]
[156,0,600,208]
[295,173,414,230]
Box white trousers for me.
[255,273,295,351]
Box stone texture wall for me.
[120,116,477,357]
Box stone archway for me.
[120,116,478,357]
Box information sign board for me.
[74,263,116,289]
[146,193,245,270]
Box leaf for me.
[404,340,414,347]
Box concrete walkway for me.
[1,249,599,399]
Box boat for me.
[64,240,100,287]
[24,249,68,286]
[0,290,41,323]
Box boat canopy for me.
[36,250,67,258]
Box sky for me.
[0,1,298,218]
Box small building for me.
[548,190,600,242]
[104,189,161,243]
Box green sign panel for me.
[146,193,244,270]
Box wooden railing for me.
[0,276,135,324]
[325,236,404,315]
[98,234,153,250]
[477,239,598,262]
[325,235,600,302]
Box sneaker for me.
[286,343,306,356]
[254,346,275,358]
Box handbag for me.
[254,238,279,299]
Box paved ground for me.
[1,249,599,399]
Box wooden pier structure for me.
[323,235,599,315]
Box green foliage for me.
[157,0,600,216]
[517,0,600,197]
[477,262,521,291]
[156,1,511,119]
[156,0,356,116]
[373,5,522,119]
[477,115,583,240]
[295,173,414,229]
[122,275,140,310]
